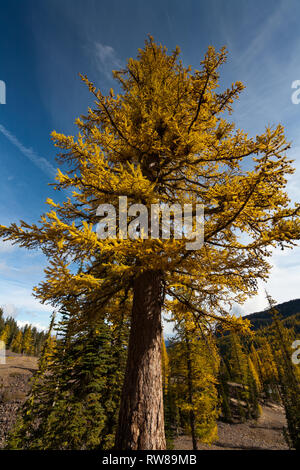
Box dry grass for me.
[0,350,38,383]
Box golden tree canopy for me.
[1,37,299,325]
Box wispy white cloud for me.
[0,124,56,178]
[219,2,300,318]
[94,42,122,81]
[1,304,48,331]
[16,319,48,332]
[0,260,43,277]
[0,261,20,273]
[0,240,16,254]
[233,0,286,71]
[1,303,19,318]
[240,244,300,315]
[1,299,51,332]
[0,282,53,317]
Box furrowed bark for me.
[115,270,166,450]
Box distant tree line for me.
[244,298,300,333]
[0,307,49,356]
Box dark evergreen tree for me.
[6,305,128,450]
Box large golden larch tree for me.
[1,37,300,449]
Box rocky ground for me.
[174,403,289,450]
[0,351,38,448]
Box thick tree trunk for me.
[115,270,166,450]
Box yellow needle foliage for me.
[169,325,220,445]
[0,36,299,325]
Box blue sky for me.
[1,0,300,331]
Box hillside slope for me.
[174,403,288,450]
[0,351,38,447]
[244,298,300,332]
